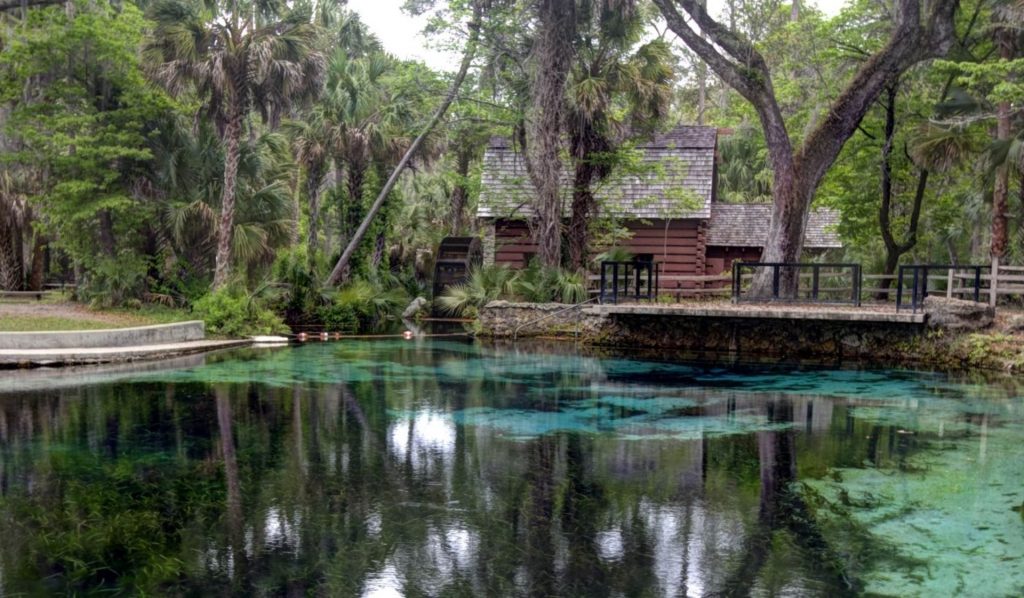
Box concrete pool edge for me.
[0,338,253,368]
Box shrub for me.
[437,263,589,316]
[436,264,517,316]
[191,288,289,337]
[330,279,408,332]
[317,302,360,333]
[79,253,148,308]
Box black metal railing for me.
[732,262,862,306]
[895,264,988,313]
[599,259,659,304]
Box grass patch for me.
[0,304,192,332]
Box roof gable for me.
[706,203,842,249]
[477,126,717,220]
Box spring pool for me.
[0,340,1021,596]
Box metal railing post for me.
[772,265,780,300]
[896,266,904,311]
[630,260,638,299]
[974,267,981,303]
[599,263,607,304]
[732,262,740,302]
[612,262,619,304]
[646,262,653,302]
[911,267,920,313]
[853,264,861,306]
[812,265,820,301]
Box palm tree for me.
[565,2,675,270]
[144,0,325,290]
[149,116,294,293]
[285,111,337,268]
[322,51,418,248]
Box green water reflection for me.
[0,341,1022,596]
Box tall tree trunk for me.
[307,164,323,268]
[325,2,482,287]
[877,82,926,299]
[0,207,22,290]
[450,150,472,234]
[568,162,596,271]
[98,209,116,258]
[990,43,1012,306]
[28,234,44,291]
[212,109,243,291]
[524,0,576,270]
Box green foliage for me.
[437,262,588,316]
[78,252,149,308]
[512,260,588,304]
[436,264,518,316]
[0,0,172,284]
[192,289,290,337]
[323,279,408,332]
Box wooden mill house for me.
[475,125,840,293]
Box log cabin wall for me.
[704,246,763,277]
[615,219,705,278]
[491,218,709,279]
[492,219,535,267]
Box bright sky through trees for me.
[348,0,850,71]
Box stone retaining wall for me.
[477,301,606,338]
[0,321,206,350]
[478,303,925,363]
[596,313,923,362]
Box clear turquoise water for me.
[0,340,1022,596]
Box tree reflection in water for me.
[0,342,1020,595]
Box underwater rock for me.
[924,296,994,331]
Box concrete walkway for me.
[0,321,253,367]
[0,339,252,367]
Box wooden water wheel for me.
[432,237,483,301]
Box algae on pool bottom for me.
[0,340,1021,596]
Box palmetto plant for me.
[144,0,325,290]
[321,51,419,245]
[151,117,294,290]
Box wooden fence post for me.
[990,256,999,307]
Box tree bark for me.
[523,0,577,269]
[450,149,472,234]
[990,42,1012,306]
[98,209,116,258]
[0,203,23,290]
[325,2,481,287]
[28,234,44,291]
[307,163,323,267]
[876,82,926,299]
[653,0,958,297]
[212,109,243,290]
[567,163,596,271]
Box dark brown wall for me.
[705,246,763,277]
[493,218,708,275]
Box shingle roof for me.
[706,203,842,249]
[477,126,717,220]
